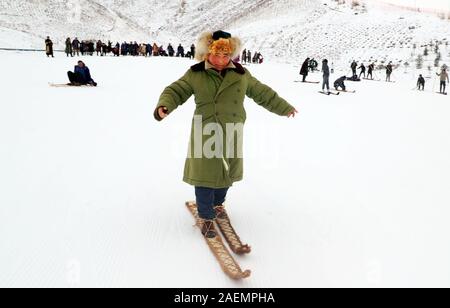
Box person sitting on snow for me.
[67,61,97,86]
[334,76,347,91]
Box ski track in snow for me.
[0,50,450,287]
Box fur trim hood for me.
[195,31,242,61]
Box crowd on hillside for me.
[44,36,264,64]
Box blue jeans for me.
[195,187,229,220]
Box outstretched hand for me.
[158,106,169,120]
[287,108,299,118]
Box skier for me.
[247,50,252,64]
[67,61,97,86]
[367,63,375,80]
[334,76,347,91]
[351,60,357,77]
[65,38,73,57]
[300,58,310,82]
[436,68,449,94]
[153,30,297,242]
[417,74,425,91]
[358,63,366,79]
[45,36,54,58]
[309,58,318,72]
[321,59,330,94]
[386,62,393,82]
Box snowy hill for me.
[1,0,449,68]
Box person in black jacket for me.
[359,63,366,79]
[367,63,375,80]
[45,36,54,58]
[351,60,357,77]
[176,44,185,57]
[72,38,80,56]
[417,74,425,91]
[190,44,196,59]
[322,59,330,93]
[242,49,247,64]
[334,76,347,91]
[300,58,310,82]
[167,44,175,57]
[386,62,393,82]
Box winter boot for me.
[199,219,217,239]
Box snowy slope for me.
[375,0,450,13]
[0,51,450,287]
[1,0,449,68]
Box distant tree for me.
[434,43,439,54]
[351,0,360,9]
[416,55,423,70]
[404,62,410,73]
[434,53,441,67]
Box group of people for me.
[299,57,348,92]
[51,34,449,95]
[417,67,449,94]
[118,42,196,58]
[308,58,319,72]
[319,59,347,92]
[299,57,448,95]
[64,38,107,57]
[47,36,197,59]
[49,35,266,66]
[350,60,391,81]
[241,49,264,64]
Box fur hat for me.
[195,30,242,61]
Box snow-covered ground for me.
[375,0,450,13]
[0,50,449,287]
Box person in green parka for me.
[154,30,298,238]
[65,38,73,57]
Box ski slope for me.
[0,50,449,287]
